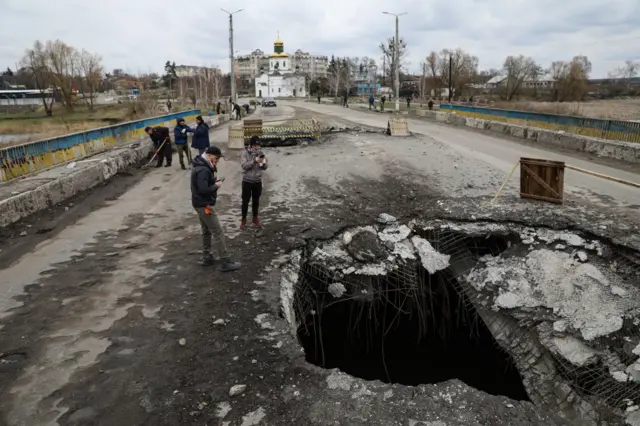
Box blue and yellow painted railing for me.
[0,110,200,183]
[439,104,640,144]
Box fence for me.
[228,118,321,148]
[439,104,640,144]
[0,109,200,183]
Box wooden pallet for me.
[520,157,565,204]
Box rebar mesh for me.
[292,224,640,425]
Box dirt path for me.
[2,104,632,425]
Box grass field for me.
[0,104,137,146]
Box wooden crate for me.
[243,119,263,143]
[520,157,565,204]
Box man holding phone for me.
[191,145,241,271]
[240,136,268,230]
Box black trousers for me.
[156,141,172,166]
[241,181,262,219]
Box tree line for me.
[16,40,103,116]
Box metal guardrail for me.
[439,104,640,143]
[0,109,201,183]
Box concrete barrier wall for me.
[435,110,639,164]
[0,113,230,228]
[0,109,204,183]
[439,104,640,144]
[351,103,640,164]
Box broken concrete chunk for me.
[376,213,397,224]
[576,251,588,262]
[410,236,450,274]
[229,384,247,396]
[328,283,347,298]
[326,371,354,391]
[216,401,232,418]
[345,230,387,262]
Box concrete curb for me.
[351,104,640,165]
[0,114,230,229]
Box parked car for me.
[262,97,277,107]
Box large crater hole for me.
[295,230,530,401]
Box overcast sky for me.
[1,0,639,79]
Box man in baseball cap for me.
[190,145,239,271]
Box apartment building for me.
[235,49,328,81]
[175,65,221,78]
[290,50,329,78]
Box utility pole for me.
[383,12,406,112]
[421,62,426,101]
[221,8,243,104]
[448,54,453,104]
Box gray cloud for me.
[0,0,638,77]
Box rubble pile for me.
[279,215,640,426]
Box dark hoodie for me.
[173,118,193,145]
[191,116,211,150]
[190,154,219,208]
[149,126,170,148]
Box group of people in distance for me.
[145,117,268,273]
[145,115,213,170]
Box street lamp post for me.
[383,11,406,112]
[221,8,244,104]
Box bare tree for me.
[550,56,592,101]
[20,41,55,116]
[607,60,640,96]
[341,57,356,94]
[437,48,478,99]
[502,55,538,100]
[425,51,443,98]
[79,49,103,110]
[379,37,408,82]
[327,56,343,99]
[46,40,81,111]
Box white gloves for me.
[181,128,187,134]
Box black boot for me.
[201,254,217,266]
[220,259,241,272]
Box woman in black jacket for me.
[191,116,210,155]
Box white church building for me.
[255,35,306,98]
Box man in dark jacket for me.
[240,136,268,230]
[145,125,172,168]
[191,146,240,271]
[174,117,194,170]
[233,103,242,120]
[191,115,210,155]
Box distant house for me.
[486,74,554,90]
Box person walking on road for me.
[174,117,194,170]
[343,92,349,108]
[406,95,412,109]
[369,92,375,110]
[240,136,268,230]
[145,125,172,168]
[191,146,241,271]
[192,115,210,155]
[380,95,386,112]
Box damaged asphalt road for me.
[0,104,638,426]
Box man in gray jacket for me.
[240,136,268,230]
